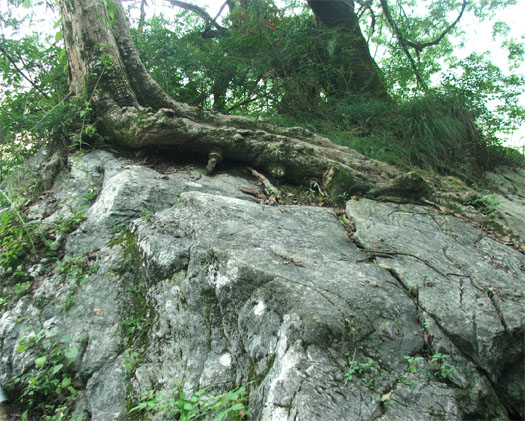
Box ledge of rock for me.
[0,150,523,420]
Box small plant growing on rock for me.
[467,194,500,217]
[404,355,424,374]
[56,256,98,311]
[430,353,455,380]
[12,328,81,420]
[129,380,251,420]
[345,358,377,389]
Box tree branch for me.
[138,0,147,35]
[379,0,428,90]
[379,0,467,90]
[355,0,376,43]
[214,0,231,21]
[0,44,49,97]
[405,0,467,52]
[165,0,226,32]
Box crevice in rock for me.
[382,266,417,302]
[284,277,347,320]
[381,265,490,381]
[353,237,463,281]
[370,402,385,420]
[287,375,305,419]
[418,306,491,381]
[369,375,403,420]
[486,289,509,332]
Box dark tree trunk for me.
[306,0,388,99]
[58,0,429,200]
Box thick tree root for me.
[206,150,223,175]
[99,105,432,201]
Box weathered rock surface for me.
[0,150,523,420]
[486,167,525,242]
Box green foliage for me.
[0,190,38,311]
[403,355,424,374]
[430,353,455,380]
[1,0,523,181]
[299,91,521,180]
[132,2,348,114]
[0,19,71,179]
[122,348,143,377]
[0,192,35,280]
[12,328,81,420]
[54,209,88,236]
[121,314,149,337]
[108,228,138,262]
[345,358,377,389]
[443,53,525,139]
[467,194,500,217]
[129,1,523,178]
[0,12,113,179]
[129,381,251,420]
[55,256,98,310]
[1,185,89,314]
[403,353,455,381]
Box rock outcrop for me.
[0,150,523,420]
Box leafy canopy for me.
[0,0,523,181]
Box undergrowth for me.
[263,92,524,183]
[129,381,251,420]
[0,190,41,312]
[11,327,82,420]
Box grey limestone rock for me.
[346,198,524,419]
[0,150,523,420]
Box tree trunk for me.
[58,0,429,200]
[306,0,388,100]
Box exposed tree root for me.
[97,105,434,200]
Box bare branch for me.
[379,0,428,90]
[165,0,226,32]
[214,0,231,21]
[379,0,467,90]
[405,0,467,52]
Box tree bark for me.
[306,0,388,99]
[58,0,430,200]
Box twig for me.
[248,167,281,198]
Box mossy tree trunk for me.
[58,0,428,199]
[306,0,388,100]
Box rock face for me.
[0,150,523,420]
[486,167,525,242]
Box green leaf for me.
[35,356,47,368]
[64,346,79,361]
[61,377,71,388]
[16,342,34,353]
[228,402,245,411]
[51,363,64,375]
